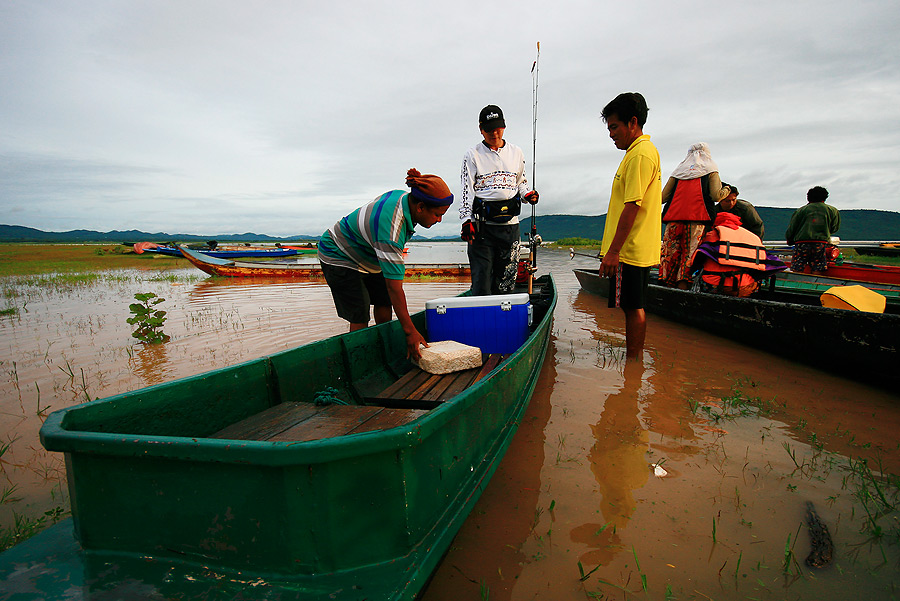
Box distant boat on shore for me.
[131,242,311,259]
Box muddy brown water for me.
[1,245,898,599]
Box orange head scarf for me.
[406,168,453,206]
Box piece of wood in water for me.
[805,501,835,568]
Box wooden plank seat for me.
[210,354,505,442]
[210,402,429,442]
[370,353,505,409]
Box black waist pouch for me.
[473,196,521,223]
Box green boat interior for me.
[53,277,553,442]
[210,353,506,443]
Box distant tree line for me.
[2,208,898,243]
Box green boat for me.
[0,276,556,600]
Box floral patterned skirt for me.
[658,222,705,287]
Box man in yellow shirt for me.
[599,92,662,360]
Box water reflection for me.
[421,333,557,601]
[129,342,174,387]
[572,361,650,566]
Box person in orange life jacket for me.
[658,143,723,289]
[785,186,841,275]
[716,183,765,240]
[460,105,538,295]
[599,92,662,361]
[691,212,777,297]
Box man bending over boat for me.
[598,92,662,360]
[716,183,765,240]
[318,169,453,361]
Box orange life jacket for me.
[693,226,767,296]
[702,225,768,271]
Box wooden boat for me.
[573,268,899,388]
[133,242,302,258]
[179,245,471,279]
[1,276,556,600]
[812,260,900,286]
[778,258,900,286]
[853,242,900,258]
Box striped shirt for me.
[317,190,415,280]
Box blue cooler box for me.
[425,293,532,354]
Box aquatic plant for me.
[0,507,68,553]
[127,292,170,344]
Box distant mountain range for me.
[519,207,900,243]
[2,207,898,244]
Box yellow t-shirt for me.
[600,135,662,267]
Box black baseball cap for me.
[479,105,506,131]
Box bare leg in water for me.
[624,308,646,360]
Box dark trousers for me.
[467,223,520,296]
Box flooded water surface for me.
[1,245,898,599]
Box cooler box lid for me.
[425,293,530,310]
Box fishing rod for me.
[569,248,602,260]
[528,41,541,294]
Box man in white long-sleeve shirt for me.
[460,105,539,295]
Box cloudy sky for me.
[2,0,899,238]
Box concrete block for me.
[415,340,483,375]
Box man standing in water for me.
[459,105,539,295]
[599,92,662,360]
[318,168,453,361]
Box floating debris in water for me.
[805,501,835,568]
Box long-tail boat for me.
[0,275,556,600]
[807,260,900,286]
[133,242,303,258]
[179,245,470,279]
[573,268,899,389]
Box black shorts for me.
[606,263,650,310]
[320,262,391,324]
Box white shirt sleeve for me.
[459,150,477,221]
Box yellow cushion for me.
[820,285,886,313]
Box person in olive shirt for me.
[784,186,841,275]
[717,183,765,240]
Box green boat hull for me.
[1,276,556,600]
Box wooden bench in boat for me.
[210,353,505,442]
